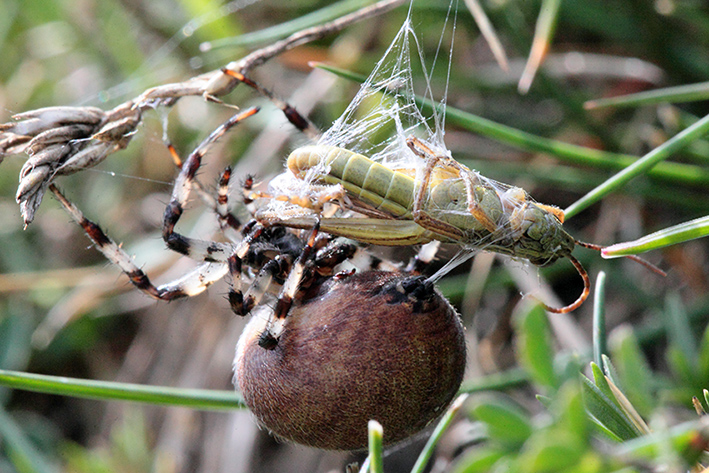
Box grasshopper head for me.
[522,207,576,267]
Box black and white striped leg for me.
[161,107,259,263]
[227,222,265,315]
[50,184,228,300]
[215,167,242,232]
[259,222,321,350]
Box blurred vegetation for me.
[0,0,708,472]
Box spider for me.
[44,103,467,450]
[47,103,438,349]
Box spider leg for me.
[405,240,441,275]
[221,68,321,140]
[162,107,258,263]
[49,184,227,300]
[165,145,242,234]
[258,222,321,349]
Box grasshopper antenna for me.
[576,240,667,277]
[540,240,666,314]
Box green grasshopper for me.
[256,136,664,313]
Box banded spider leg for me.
[48,107,290,308]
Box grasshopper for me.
[256,136,664,313]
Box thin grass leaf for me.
[515,429,584,472]
[450,446,506,473]
[608,331,655,416]
[585,81,709,109]
[203,0,394,51]
[411,394,469,473]
[581,375,642,441]
[556,382,589,441]
[602,215,709,258]
[313,62,709,189]
[518,0,562,93]
[697,325,709,379]
[613,419,709,465]
[463,0,509,71]
[606,380,651,435]
[664,294,699,371]
[470,397,533,449]
[564,114,709,218]
[459,368,528,394]
[590,362,619,404]
[0,369,245,410]
[592,271,607,368]
[601,354,622,391]
[0,407,58,473]
[368,420,384,473]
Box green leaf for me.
[585,81,709,109]
[614,419,709,466]
[470,397,534,449]
[368,420,384,473]
[581,374,642,441]
[514,303,559,390]
[452,446,506,473]
[517,429,584,473]
[565,113,709,218]
[666,346,695,387]
[411,394,469,473]
[592,272,607,368]
[608,328,655,416]
[589,363,617,404]
[697,324,709,379]
[600,355,622,390]
[664,294,699,371]
[0,369,245,410]
[556,382,589,442]
[602,215,709,258]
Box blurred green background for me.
[1,0,709,472]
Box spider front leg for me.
[161,107,258,263]
[50,184,228,300]
[220,68,321,140]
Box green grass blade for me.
[585,81,709,109]
[0,369,245,411]
[581,374,642,441]
[204,0,391,51]
[368,420,384,473]
[564,114,709,218]
[602,215,709,258]
[411,394,469,473]
[592,271,607,368]
[459,368,528,393]
[313,63,709,190]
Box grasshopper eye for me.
[234,270,466,450]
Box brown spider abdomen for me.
[234,270,466,450]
